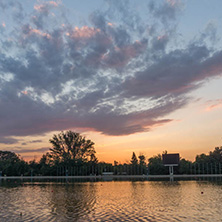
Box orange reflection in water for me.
[1,180,222,221]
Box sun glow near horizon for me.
[3,75,222,164]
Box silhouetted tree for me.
[195,147,222,164]
[209,147,222,163]
[130,152,138,174]
[38,154,50,175]
[195,153,209,163]
[148,154,167,175]
[0,150,29,176]
[28,159,39,176]
[0,150,20,162]
[138,153,146,165]
[130,152,138,165]
[194,147,222,174]
[179,158,192,174]
[48,131,96,164]
[138,153,146,174]
[89,153,98,164]
[114,160,118,166]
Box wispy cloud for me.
[205,99,222,111]
[7,147,50,154]
[0,137,19,144]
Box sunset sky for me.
[1,0,222,163]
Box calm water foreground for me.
[0,179,222,221]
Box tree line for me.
[1,130,222,176]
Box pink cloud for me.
[205,99,222,111]
[48,1,59,7]
[102,40,147,68]
[107,22,114,27]
[166,0,179,7]
[67,26,101,40]
[34,5,45,12]
[123,41,145,57]
[31,28,51,38]
[21,90,28,95]
[157,34,168,41]
[22,25,51,39]
[34,1,59,12]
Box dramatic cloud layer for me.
[0,0,222,143]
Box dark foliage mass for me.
[0,151,29,176]
[48,131,96,164]
[148,147,222,175]
[0,132,222,176]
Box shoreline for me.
[1,174,222,180]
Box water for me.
[0,179,222,221]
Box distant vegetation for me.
[1,131,222,176]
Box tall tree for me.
[48,131,96,164]
[138,153,146,165]
[130,152,138,165]
[0,150,20,162]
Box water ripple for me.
[0,180,222,221]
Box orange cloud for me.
[107,22,113,26]
[48,1,59,7]
[34,1,59,11]
[25,27,51,39]
[2,22,6,27]
[21,90,28,95]
[68,26,100,39]
[157,34,168,41]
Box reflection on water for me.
[0,179,222,221]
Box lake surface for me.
[0,179,222,221]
